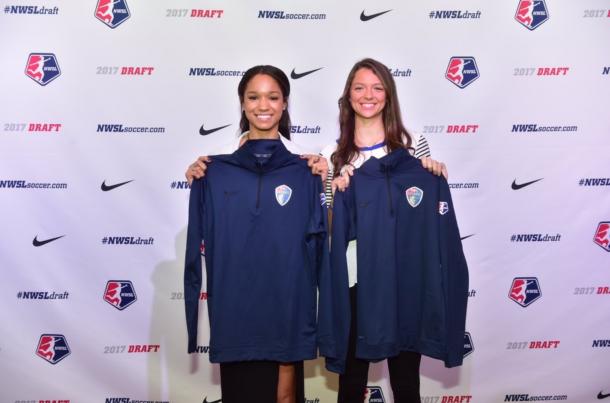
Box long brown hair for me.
[331,58,412,176]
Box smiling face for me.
[241,73,287,137]
[349,67,387,121]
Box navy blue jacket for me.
[184,140,335,363]
[328,147,469,373]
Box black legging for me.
[220,360,304,403]
[338,285,421,403]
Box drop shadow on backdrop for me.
[148,227,221,402]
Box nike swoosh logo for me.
[460,234,475,241]
[511,178,543,190]
[203,398,222,403]
[599,391,610,400]
[199,123,231,136]
[33,235,65,247]
[290,67,323,80]
[101,180,133,192]
[360,9,392,21]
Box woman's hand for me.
[421,156,448,179]
[300,154,329,179]
[185,156,211,185]
[331,164,355,194]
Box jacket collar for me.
[359,147,417,175]
[233,139,296,173]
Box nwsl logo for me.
[515,0,549,30]
[464,332,474,357]
[594,222,610,252]
[446,57,479,88]
[104,280,137,310]
[95,0,130,28]
[36,334,71,364]
[439,201,449,215]
[509,277,541,307]
[364,386,386,403]
[25,53,61,86]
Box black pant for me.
[220,360,304,403]
[338,286,421,403]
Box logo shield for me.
[365,386,386,403]
[25,53,61,86]
[275,185,292,206]
[515,0,549,30]
[446,57,480,89]
[104,280,137,310]
[405,186,423,207]
[509,277,542,307]
[594,222,610,252]
[95,0,131,28]
[36,334,71,364]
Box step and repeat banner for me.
[1,1,609,402]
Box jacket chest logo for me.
[405,186,423,207]
[275,184,292,206]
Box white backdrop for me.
[1,1,609,402]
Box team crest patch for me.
[405,187,423,207]
[439,201,449,215]
[275,185,292,206]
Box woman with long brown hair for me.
[321,58,448,403]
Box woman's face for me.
[241,74,286,134]
[349,68,386,121]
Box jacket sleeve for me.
[310,178,335,359]
[438,177,469,367]
[323,186,354,374]
[184,178,205,353]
